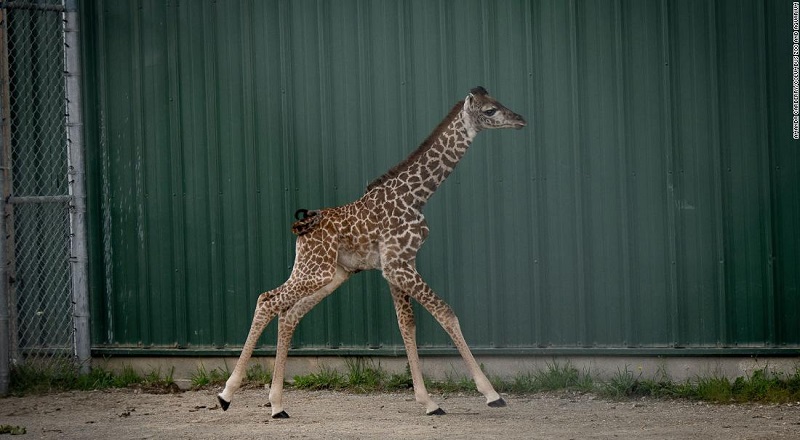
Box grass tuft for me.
[245,363,272,386]
[695,375,733,402]
[427,370,475,394]
[386,367,414,391]
[0,425,26,435]
[190,363,230,389]
[345,358,387,393]
[188,362,271,390]
[495,361,593,394]
[144,366,175,388]
[600,366,639,399]
[293,365,345,390]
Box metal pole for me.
[64,0,90,374]
[0,4,11,396]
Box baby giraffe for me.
[218,86,526,417]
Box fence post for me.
[64,0,90,375]
[0,5,10,396]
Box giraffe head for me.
[462,86,526,132]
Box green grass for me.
[293,364,346,390]
[143,366,176,389]
[8,359,800,405]
[293,361,800,405]
[426,369,475,394]
[294,358,412,393]
[594,365,800,404]
[188,362,272,390]
[8,362,175,396]
[0,424,26,435]
[344,358,387,392]
[245,363,272,386]
[386,368,414,391]
[190,363,230,389]
[688,368,800,404]
[502,361,594,393]
[600,366,639,399]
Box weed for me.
[787,368,800,394]
[245,363,272,386]
[600,366,639,399]
[428,370,474,394]
[538,361,593,392]
[0,425,26,435]
[383,363,413,391]
[293,365,345,390]
[386,371,414,390]
[695,375,733,402]
[627,378,682,399]
[503,361,593,394]
[729,368,800,404]
[345,358,386,392]
[78,365,140,390]
[140,366,178,393]
[190,363,229,389]
[147,366,175,386]
[117,365,145,387]
[9,362,84,394]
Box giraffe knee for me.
[436,305,459,329]
[381,266,413,288]
[396,311,415,329]
[442,304,456,320]
[257,288,281,305]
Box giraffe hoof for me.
[272,410,290,419]
[426,408,446,416]
[217,395,231,411]
[488,397,507,408]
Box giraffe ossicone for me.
[218,86,526,417]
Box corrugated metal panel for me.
[81,0,798,352]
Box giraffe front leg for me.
[390,285,445,416]
[384,262,505,409]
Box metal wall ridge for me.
[91,347,800,358]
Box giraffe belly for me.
[337,245,381,272]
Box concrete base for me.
[95,355,800,391]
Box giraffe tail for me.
[291,209,322,236]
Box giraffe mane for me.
[366,100,465,192]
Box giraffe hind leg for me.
[217,286,283,409]
[268,266,350,418]
[219,220,340,412]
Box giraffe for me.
[217,86,526,417]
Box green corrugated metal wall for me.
[81,0,799,354]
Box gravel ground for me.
[2,387,799,439]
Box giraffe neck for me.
[367,101,477,208]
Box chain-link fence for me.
[0,0,88,386]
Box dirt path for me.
[2,388,799,439]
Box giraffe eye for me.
[483,108,497,117]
